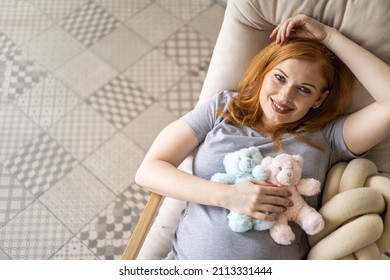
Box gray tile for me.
[54,50,117,99]
[124,49,185,99]
[22,25,85,72]
[157,0,214,22]
[158,25,214,74]
[29,0,89,22]
[0,47,47,106]
[78,193,147,260]
[91,26,151,72]
[189,4,225,43]
[0,200,72,260]
[3,132,78,196]
[0,166,34,227]
[86,74,154,130]
[158,73,204,117]
[60,1,121,48]
[83,133,145,195]
[0,104,42,162]
[123,103,177,151]
[0,0,52,45]
[49,103,117,161]
[50,237,97,260]
[0,32,19,59]
[96,0,153,22]
[126,3,183,46]
[0,247,10,260]
[39,165,115,233]
[121,184,150,216]
[13,75,81,130]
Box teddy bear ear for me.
[292,155,303,166]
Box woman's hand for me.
[270,14,332,44]
[226,180,293,221]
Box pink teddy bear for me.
[261,153,325,245]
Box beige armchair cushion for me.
[136,0,390,259]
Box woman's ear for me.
[312,90,329,108]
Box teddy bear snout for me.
[239,158,254,172]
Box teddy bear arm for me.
[296,178,321,196]
[252,165,268,181]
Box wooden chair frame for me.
[122,193,162,260]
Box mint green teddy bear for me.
[211,147,275,232]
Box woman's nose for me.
[279,87,293,102]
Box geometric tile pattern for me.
[0,104,42,162]
[78,195,144,260]
[50,237,97,260]
[0,0,224,260]
[123,103,177,151]
[86,75,154,130]
[22,25,85,72]
[0,166,34,227]
[13,75,81,130]
[121,184,150,216]
[83,133,146,194]
[0,49,47,106]
[96,0,153,22]
[157,0,214,21]
[39,165,115,233]
[126,3,183,46]
[29,0,89,22]
[3,132,78,196]
[0,32,19,59]
[124,49,185,99]
[54,50,117,99]
[60,1,120,47]
[0,200,72,260]
[90,26,151,72]
[189,4,225,43]
[158,25,214,73]
[49,103,116,161]
[0,0,52,45]
[0,248,10,260]
[159,73,205,117]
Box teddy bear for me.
[210,146,275,232]
[260,153,325,245]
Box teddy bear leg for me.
[295,207,325,235]
[252,219,275,231]
[269,217,295,245]
[227,212,253,232]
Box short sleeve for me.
[323,114,361,162]
[180,90,232,143]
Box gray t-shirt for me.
[165,90,357,260]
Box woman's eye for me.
[299,86,311,94]
[275,74,285,82]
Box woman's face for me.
[259,58,329,127]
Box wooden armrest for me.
[122,192,163,260]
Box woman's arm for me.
[135,119,292,221]
[271,14,390,155]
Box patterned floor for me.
[0,0,225,260]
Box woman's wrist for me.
[321,26,337,46]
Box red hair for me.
[219,38,355,149]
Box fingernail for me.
[287,191,292,197]
[289,200,294,207]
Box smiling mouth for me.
[271,98,293,114]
